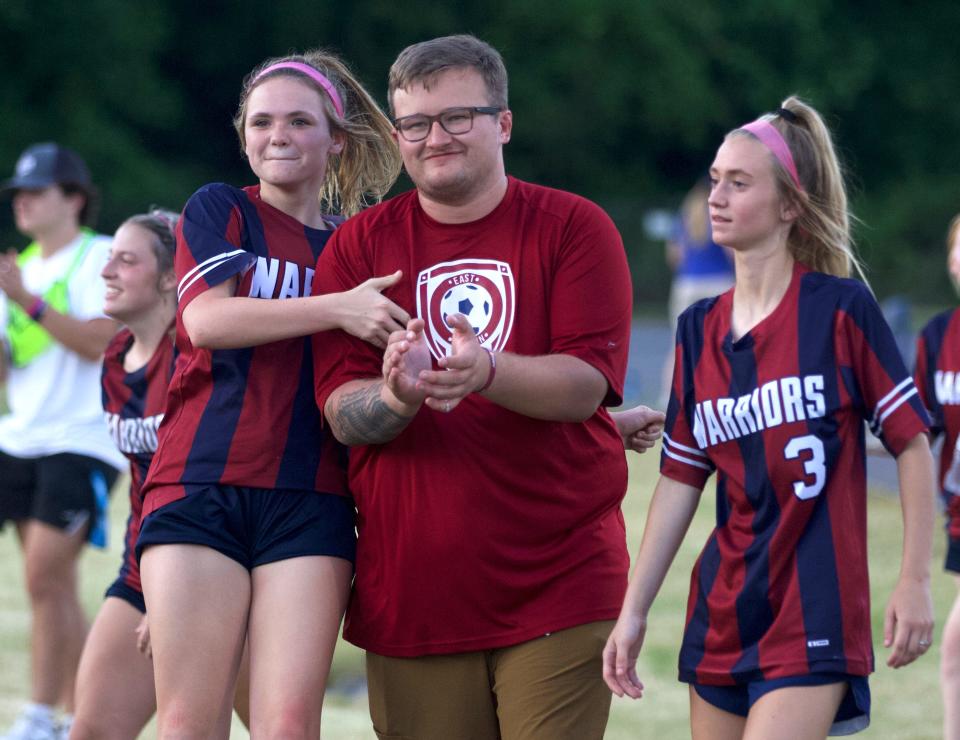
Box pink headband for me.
[252,62,345,119]
[740,119,803,191]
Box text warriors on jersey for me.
[692,374,826,449]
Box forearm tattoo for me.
[332,381,414,445]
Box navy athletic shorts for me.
[105,579,146,614]
[692,671,870,735]
[136,484,356,569]
[945,532,960,573]
[0,450,118,547]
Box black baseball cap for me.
[1,142,93,194]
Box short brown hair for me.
[388,35,508,115]
[60,183,99,228]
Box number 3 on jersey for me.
[784,434,826,500]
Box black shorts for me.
[0,450,119,546]
[691,672,870,736]
[137,484,356,570]
[105,579,146,614]
[945,532,960,573]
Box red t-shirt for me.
[312,177,633,656]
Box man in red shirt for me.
[312,34,660,739]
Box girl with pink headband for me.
[604,96,935,738]
[135,50,404,738]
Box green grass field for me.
[0,448,952,738]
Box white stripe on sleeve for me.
[663,432,709,458]
[177,250,247,302]
[663,446,714,472]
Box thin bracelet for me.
[27,297,48,322]
[477,348,497,392]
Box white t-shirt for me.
[0,231,124,468]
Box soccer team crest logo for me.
[417,259,516,361]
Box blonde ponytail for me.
[734,96,866,283]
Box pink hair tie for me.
[253,61,345,119]
[741,119,804,192]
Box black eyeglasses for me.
[393,106,502,142]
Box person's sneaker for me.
[0,704,59,740]
[55,714,72,740]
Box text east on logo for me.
[417,259,516,362]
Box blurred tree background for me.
[1,0,958,307]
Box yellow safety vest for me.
[6,229,96,367]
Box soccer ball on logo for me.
[440,283,492,335]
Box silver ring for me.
[918,639,931,647]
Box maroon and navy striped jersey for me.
[915,307,960,536]
[661,262,928,685]
[101,328,176,593]
[142,183,348,517]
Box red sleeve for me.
[548,198,632,406]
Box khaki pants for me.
[366,620,615,740]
